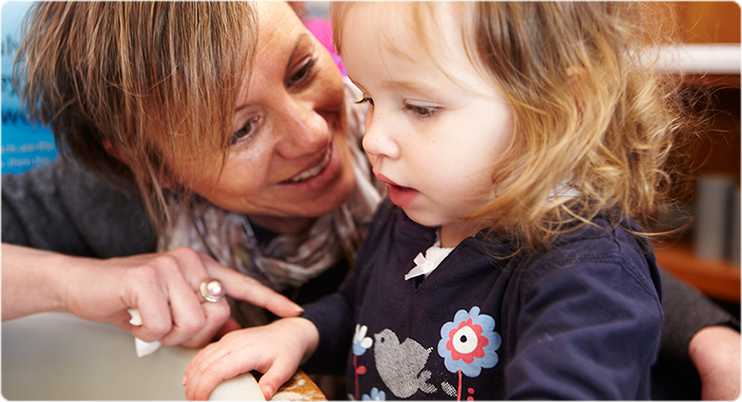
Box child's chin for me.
[401,208,443,229]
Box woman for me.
[2,2,738,399]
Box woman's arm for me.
[2,243,303,346]
[2,160,156,257]
[658,269,740,400]
[690,325,741,400]
[2,162,302,346]
[1,244,70,320]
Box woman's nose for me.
[276,100,331,159]
[362,115,399,160]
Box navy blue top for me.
[303,199,663,400]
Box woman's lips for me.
[375,173,419,208]
[278,141,341,192]
[283,146,332,183]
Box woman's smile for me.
[186,2,357,226]
[281,144,333,184]
[277,140,341,192]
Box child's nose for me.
[362,119,400,160]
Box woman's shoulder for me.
[2,160,156,257]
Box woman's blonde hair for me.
[14,2,257,231]
[333,2,684,250]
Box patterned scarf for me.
[158,82,382,325]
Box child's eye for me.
[404,103,440,119]
[230,115,262,145]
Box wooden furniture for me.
[274,371,327,401]
[671,2,740,44]
[655,242,740,302]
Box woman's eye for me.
[404,103,439,119]
[230,115,261,145]
[286,57,316,87]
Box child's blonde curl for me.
[333,2,685,250]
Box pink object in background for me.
[304,18,346,76]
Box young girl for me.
[185,2,677,399]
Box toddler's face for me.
[341,3,513,229]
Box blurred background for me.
[643,2,740,317]
[1,1,740,313]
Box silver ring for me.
[199,279,226,303]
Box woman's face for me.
[188,2,356,231]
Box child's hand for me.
[184,317,319,400]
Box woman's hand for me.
[689,325,741,400]
[2,244,303,348]
[184,317,320,400]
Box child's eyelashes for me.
[403,102,441,119]
[353,97,440,119]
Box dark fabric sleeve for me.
[301,199,395,374]
[505,259,663,400]
[658,268,739,362]
[2,160,156,258]
[301,287,357,374]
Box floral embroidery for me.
[352,324,373,399]
[353,324,374,356]
[437,307,501,400]
[361,387,386,400]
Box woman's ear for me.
[102,139,125,162]
[102,139,176,189]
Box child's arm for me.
[183,317,319,400]
[504,253,662,399]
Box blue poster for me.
[2,1,57,174]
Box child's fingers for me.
[184,341,231,387]
[186,350,260,400]
[256,356,299,400]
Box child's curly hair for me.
[334,2,684,250]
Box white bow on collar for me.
[404,239,453,281]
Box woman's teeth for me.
[287,149,331,183]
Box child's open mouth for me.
[375,173,419,208]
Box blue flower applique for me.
[437,306,501,400]
[352,324,374,399]
[362,387,386,400]
[353,324,373,356]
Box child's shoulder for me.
[540,215,652,266]
[494,217,664,400]
[510,214,662,303]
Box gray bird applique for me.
[373,329,437,398]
